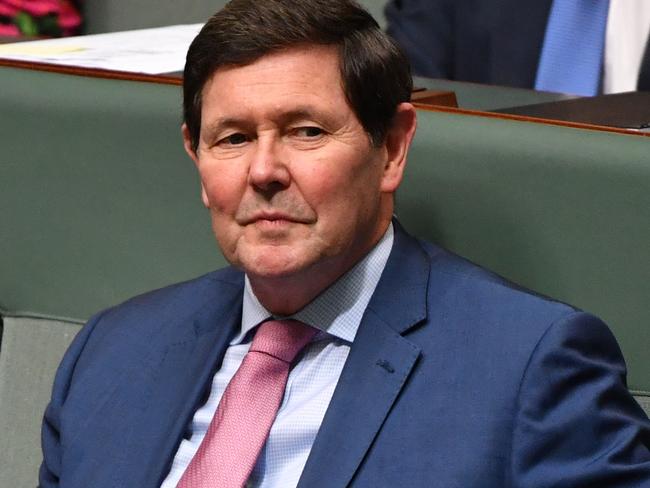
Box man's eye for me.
[219,133,248,146]
[295,126,324,138]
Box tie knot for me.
[250,319,317,363]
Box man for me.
[40,0,650,487]
[385,0,650,94]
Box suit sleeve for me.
[38,310,107,488]
[510,311,650,487]
[384,0,455,79]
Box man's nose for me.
[248,137,291,192]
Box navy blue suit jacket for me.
[40,223,650,487]
[385,0,553,88]
[385,0,650,90]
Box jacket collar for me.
[130,223,434,487]
[297,221,433,488]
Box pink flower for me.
[0,2,20,16]
[0,0,82,35]
[0,23,20,36]
[3,0,60,17]
[58,0,81,29]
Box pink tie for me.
[177,319,317,488]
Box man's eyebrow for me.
[201,107,334,139]
[203,118,245,133]
[277,107,335,126]
[200,118,249,142]
[278,108,316,120]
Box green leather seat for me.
[0,67,224,487]
[0,67,226,320]
[0,314,83,487]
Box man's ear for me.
[380,102,417,193]
[181,123,210,208]
[181,123,198,163]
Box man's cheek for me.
[206,187,238,214]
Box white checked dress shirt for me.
[161,224,394,488]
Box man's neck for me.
[248,221,393,316]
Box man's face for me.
[184,45,409,290]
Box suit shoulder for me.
[78,266,243,345]
[107,266,242,315]
[418,239,579,328]
[410,239,618,395]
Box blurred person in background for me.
[386,0,650,95]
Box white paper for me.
[0,24,203,74]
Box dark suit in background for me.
[385,0,650,91]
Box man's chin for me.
[238,246,312,280]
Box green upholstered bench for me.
[0,66,227,487]
[0,67,226,320]
[1,65,649,486]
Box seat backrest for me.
[0,66,227,321]
[0,68,227,484]
[0,314,83,487]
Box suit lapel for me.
[297,223,431,488]
[119,272,245,487]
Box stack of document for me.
[0,24,203,74]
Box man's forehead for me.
[201,45,343,99]
[198,46,351,124]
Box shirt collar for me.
[235,223,394,345]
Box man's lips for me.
[238,212,309,225]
